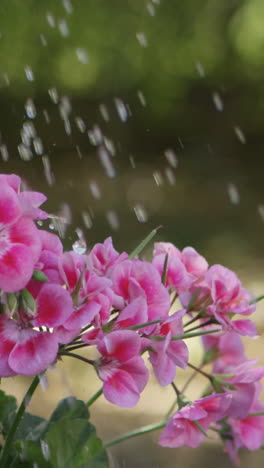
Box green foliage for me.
[0,392,109,468]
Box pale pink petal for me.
[102,368,140,408]
[35,284,73,327]
[0,183,21,227]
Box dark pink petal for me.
[9,216,41,264]
[35,284,73,327]
[102,368,141,408]
[9,328,58,376]
[238,415,264,450]
[98,330,141,362]
[64,301,101,330]
[0,244,36,292]
[0,317,18,377]
[115,297,148,329]
[0,183,21,227]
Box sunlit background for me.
[1,0,264,466]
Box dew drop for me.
[72,239,87,255]
[24,66,34,81]
[212,92,224,112]
[134,204,148,223]
[25,98,36,119]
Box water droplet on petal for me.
[72,239,87,255]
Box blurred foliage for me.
[0,0,264,122]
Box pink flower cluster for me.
[0,173,263,465]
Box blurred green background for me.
[1,0,264,466]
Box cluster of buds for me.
[0,173,263,465]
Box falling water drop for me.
[137,90,146,106]
[99,103,109,121]
[212,92,224,112]
[98,146,116,178]
[18,143,33,161]
[164,148,178,168]
[89,180,101,199]
[40,33,48,46]
[114,98,128,122]
[25,98,37,119]
[46,12,56,28]
[0,144,9,161]
[76,48,89,64]
[234,125,246,144]
[227,183,240,205]
[82,211,93,229]
[33,137,44,155]
[48,87,59,104]
[62,0,73,14]
[75,116,86,133]
[134,204,148,223]
[24,66,35,81]
[106,210,120,230]
[136,32,148,47]
[40,440,50,461]
[58,18,69,37]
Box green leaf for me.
[48,396,90,425]
[45,418,108,468]
[32,270,49,282]
[128,226,161,259]
[21,289,36,314]
[14,412,47,442]
[0,390,17,436]
[14,440,51,467]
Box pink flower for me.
[159,393,232,448]
[111,259,170,325]
[96,330,149,407]
[88,237,128,276]
[152,254,190,293]
[202,331,246,373]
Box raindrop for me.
[40,440,50,461]
[37,220,43,227]
[0,144,9,161]
[212,92,224,112]
[234,125,246,144]
[39,374,48,391]
[134,204,148,223]
[257,204,264,222]
[48,87,59,104]
[76,145,83,158]
[98,146,116,178]
[153,171,163,186]
[64,119,71,135]
[23,121,36,138]
[99,103,109,121]
[18,143,33,161]
[152,0,160,4]
[195,61,205,77]
[129,155,136,168]
[72,239,87,255]
[146,2,156,16]
[2,72,10,86]
[25,98,37,119]
[114,98,128,122]
[227,183,240,205]
[40,33,48,46]
[164,148,178,168]
[24,66,34,81]
[49,222,55,230]
[82,211,93,229]
[89,180,101,199]
[55,203,72,237]
[62,0,73,14]
[103,137,115,156]
[137,90,146,106]
[88,125,103,146]
[33,137,44,155]
[58,18,69,37]
[43,109,50,123]
[42,155,55,185]
[76,48,89,64]
[165,167,176,185]
[106,210,120,230]
[75,116,86,133]
[59,96,72,120]
[136,32,148,47]
[46,13,55,28]
[20,130,31,147]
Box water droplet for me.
[82,211,93,229]
[39,374,48,391]
[136,32,148,47]
[75,116,86,133]
[24,66,34,81]
[212,92,224,112]
[46,13,56,28]
[33,137,43,155]
[134,204,148,223]
[18,143,33,161]
[153,171,163,186]
[99,103,109,121]
[58,18,69,37]
[234,125,246,144]
[227,183,240,205]
[106,210,120,230]
[98,146,116,178]
[137,90,146,106]
[25,98,36,119]
[88,125,103,146]
[164,148,178,168]
[42,155,55,185]
[40,440,50,461]
[89,180,101,199]
[103,137,115,156]
[48,87,59,104]
[0,144,9,161]
[165,167,176,185]
[2,72,10,86]
[195,61,205,77]
[23,121,36,138]
[72,239,87,255]
[76,48,89,64]
[129,155,136,168]
[49,222,55,230]
[146,2,156,16]
[114,98,128,122]
[59,96,71,120]
[40,33,48,46]
[64,119,71,135]
[62,0,73,14]
[43,109,50,124]
[76,145,83,158]
[37,220,43,227]
[257,204,264,222]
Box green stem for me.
[128,226,162,259]
[104,421,166,448]
[0,375,39,467]
[59,351,94,366]
[150,328,221,342]
[87,388,103,407]
[248,411,264,417]
[126,319,162,330]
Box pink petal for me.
[102,368,140,408]
[35,284,73,327]
[0,183,21,227]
